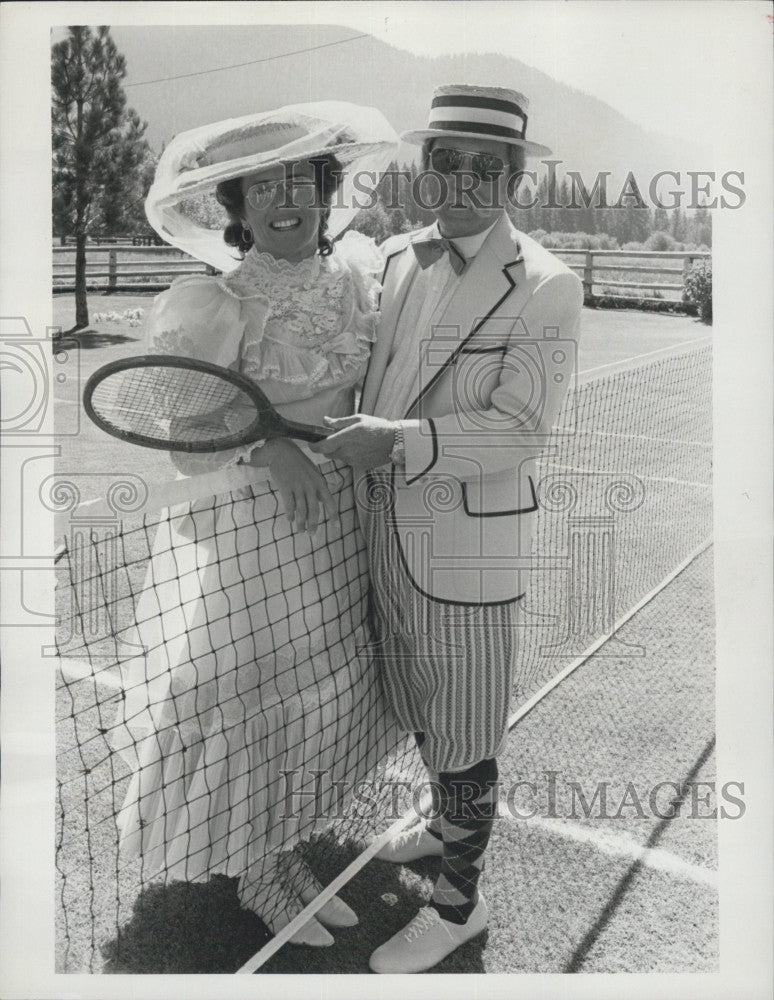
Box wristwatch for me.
[390,422,406,466]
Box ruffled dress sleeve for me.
[334,231,384,390]
[143,275,259,475]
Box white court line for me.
[505,536,712,734]
[579,336,712,378]
[58,658,122,691]
[548,464,711,490]
[237,535,714,973]
[503,811,718,890]
[235,808,420,975]
[572,430,712,448]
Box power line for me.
[125,33,370,88]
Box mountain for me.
[108,24,708,191]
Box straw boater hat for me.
[402,83,552,157]
[145,101,399,272]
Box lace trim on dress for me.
[220,248,322,301]
[223,241,380,390]
[242,321,377,388]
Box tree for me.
[52,26,153,329]
[349,201,394,243]
[96,136,157,238]
[653,206,670,234]
[671,206,687,243]
[687,202,712,249]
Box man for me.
[312,84,583,972]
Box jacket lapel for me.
[359,233,425,414]
[404,214,524,419]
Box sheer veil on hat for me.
[145,101,399,273]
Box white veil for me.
[145,101,399,273]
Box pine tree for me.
[627,203,650,244]
[557,176,575,232]
[689,202,712,248]
[52,26,153,329]
[653,206,670,237]
[671,207,687,243]
[534,174,552,232]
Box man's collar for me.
[433,217,501,260]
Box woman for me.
[111,104,399,947]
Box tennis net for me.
[55,342,712,972]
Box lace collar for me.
[221,247,325,298]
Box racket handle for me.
[275,420,329,443]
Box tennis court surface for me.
[53,298,715,973]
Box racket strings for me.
[91,368,257,445]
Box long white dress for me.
[110,233,398,894]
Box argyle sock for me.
[429,756,499,925]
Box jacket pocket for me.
[461,475,538,517]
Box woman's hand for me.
[255,438,339,533]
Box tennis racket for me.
[83,355,329,452]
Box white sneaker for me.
[369,895,488,973]
[375,821,444,863]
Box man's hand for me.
[309,414,397,468]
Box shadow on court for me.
[101,875,269,973]
[100,838,487,974]
[55,329,141,349]
[261,843,487,975]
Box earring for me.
[241,226,252,244]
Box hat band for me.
[427,119,527,141]
[428,97,528,141]
[432,94,526,118]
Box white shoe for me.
[369,895,488,973]
[298,883,358,928]
[240,868,335,947]
[375,821,445,863]
[285,915,335,948]
[282,851,359,928]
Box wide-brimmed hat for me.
[402,84,552,157]
[145,101,399,272]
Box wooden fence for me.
[553,248,710,301]
[53,245,711,301]
[53,245,214,292]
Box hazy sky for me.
[49,1,770,143]
[325,1,766,140]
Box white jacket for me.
[358,212,583,605]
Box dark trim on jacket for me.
[461,475,538,517]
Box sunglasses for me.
[429,147,506,182]
[245,177,319,210]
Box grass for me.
[54,291,715,974]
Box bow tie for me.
[411,236,467,275]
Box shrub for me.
[349,203,394,243]
[528,231,621,251]
[596,233,619,250]
[646,230,677,252]
[683,259,712,323]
